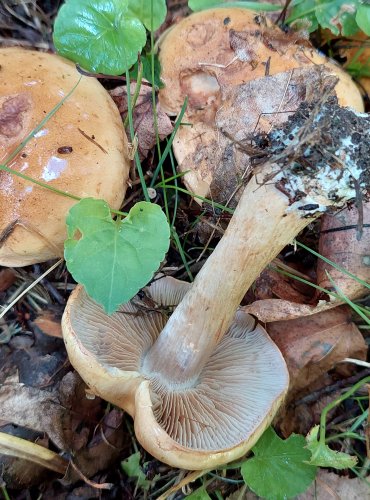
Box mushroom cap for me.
[0,48,130,266]
[158,8,364,203]
[62,277,289,469]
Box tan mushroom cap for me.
[62,277,289,469]
[0,48,130,266]
[158,8,364,203]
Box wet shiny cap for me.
[0,48,130,266]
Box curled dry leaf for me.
[267,305,367,399]
[0,371,127,486]
[110,83,173,160]
[0,372,101,451]
[242,296,338,322]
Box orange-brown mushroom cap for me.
[62,277,289,469]
[0,48,130,266]
[158,8,364,204]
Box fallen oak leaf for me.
[110,83,173,159]
[267,305,367,398]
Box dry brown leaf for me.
[317,202,370,300]
[267,305,367,397]
[0,383,68,449]
[0,372,103,450]
[248,266,314,303]
[296,469,370,499]
[0,267,16,292]
[32,305,63,338]
[231,470,370,499]
[243,203,370,322]
[0,372,127,487]
[110,83,173,159]
[67,409,126,483]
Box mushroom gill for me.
[63,277,288,469]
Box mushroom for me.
[0,48,130,266]
[62,96,370,469]
[158,8,364,204]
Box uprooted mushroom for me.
[158,8,364,204]
[0,48,130,266]
[62,95,370,469]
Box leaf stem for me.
[319,376,370,444]
[1,485,11,500]
[125,68,150,202]
[150,97,188,187]
[155,183,234,214]
[123,61,143,129]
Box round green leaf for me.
[64,199,170,314]
[128,0,167,30]
[53,0,147,75]
[356,3,370,35]
[241,427,317,500]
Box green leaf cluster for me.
[288,0,370,36]
[241,427,317,500]
[53,0,167,75]
[65,199,170,314]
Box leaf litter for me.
[0,1,369,498]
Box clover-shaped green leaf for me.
[53,0,147,75]
[64,199,170,314]
[305,426,358,470]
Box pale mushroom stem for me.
[142,173,312,384]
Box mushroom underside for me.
[66,278,288,453]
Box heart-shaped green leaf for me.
[53,0,147,75]
[64,199,170,314]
